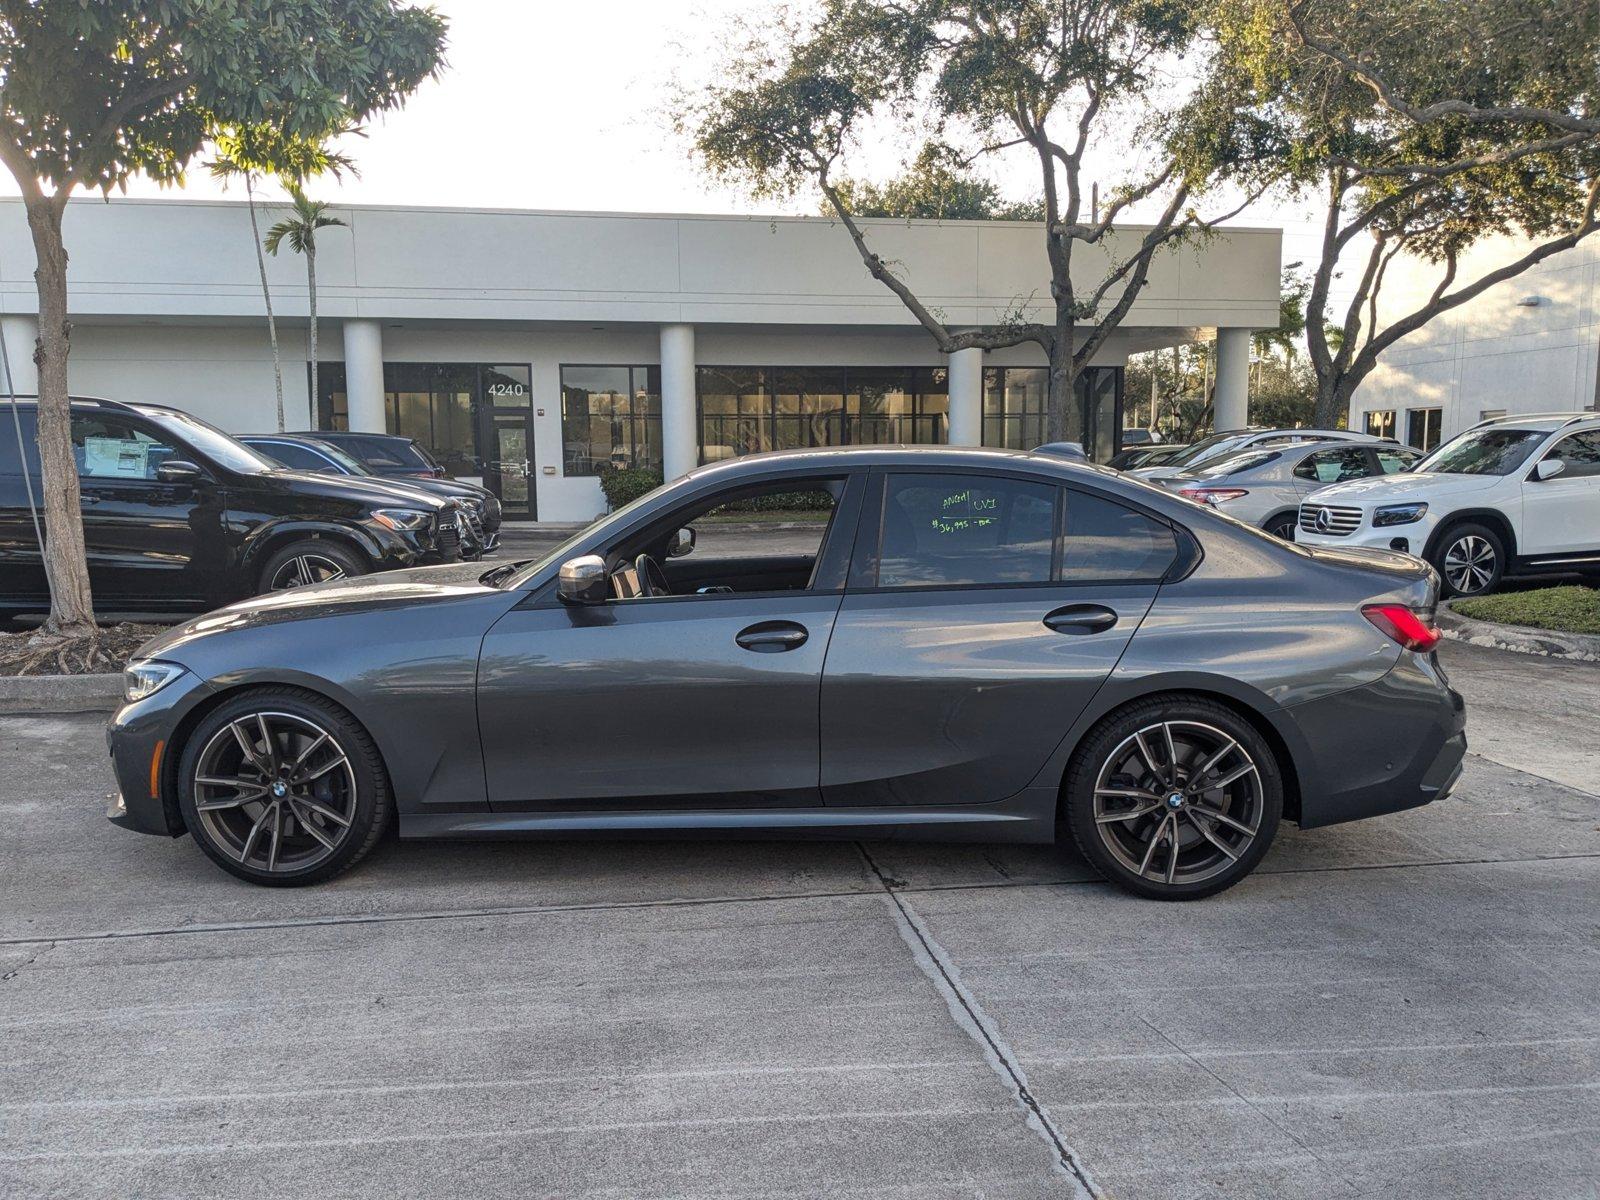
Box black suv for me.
[0,397,462,619]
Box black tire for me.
[1263,513,1298,540]
[1428,522,1504,599]
[177,687,391,886]
[1063,695,1283,901]
[257,538,370,594]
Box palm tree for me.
[266,188,348,427]
[210,128,356,430]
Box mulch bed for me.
[0,624,165,677]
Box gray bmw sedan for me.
[107,446,1466,900]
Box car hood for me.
[255,469,455,511]
[1308,471,1501,503]
[133,562,508,660]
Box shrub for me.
[598,467,663,510]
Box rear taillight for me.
[1362,604,1441,652]
[1179,487,1249,506]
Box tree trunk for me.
[245,175,285,432]
[306,244,318,428]
[1312,372,1349,431]
[25,198,95,636]
[1046,339,1079,445]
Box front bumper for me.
[1277,651,1467,829]
[104,670,214,838]
[1297,511,1442,557]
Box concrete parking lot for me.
[2,638,1597,1198]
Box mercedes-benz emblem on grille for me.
[1314,507,1333,533]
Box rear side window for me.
[1295,446,1371,484]
[255,441,325,471]
[876,473,1057,588]
[0,407,38,475]
[1060,491,1177,583]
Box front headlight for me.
[1373,502,1428,527]
[371,508,433,532]
[124,660,187,703]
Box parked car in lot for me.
[1107,443,1190,472]
[305,430,446,479]
[1162,440,1424,538]
[108,444,1465,900]
[1129,427,1376,485]
[1120,428,1162,446]
[1296,412,1600,597]
[241,433,501,555]
[0,397,463,620]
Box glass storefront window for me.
[982,366,1123,457]
[560,365,661,476]
[1407,407,1442,452]
[1364,409,1397,439]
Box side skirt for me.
[398,786,1060,845]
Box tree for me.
[682,0,1269,442]
[208,127,356,432]
[0,1,446,639]
[827,143,1044,220]
[1208,0,1600,427]
[265,188,348,432]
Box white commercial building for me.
[1351,237,1600,452]
[0,199,1281,522]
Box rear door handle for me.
[735,621,809,652]
[80,495,102,507]
[1043,604,1118,634]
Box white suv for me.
[1296,413,1600,597]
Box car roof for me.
[1468,412,1600,433]
[682,443,1128,488]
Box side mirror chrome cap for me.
[557,554,609,605]
[1534,458,1566,481]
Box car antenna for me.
[1,321,45,561]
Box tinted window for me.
[70,415,178,481]
[1545,431,1600,478]
[1191,450,1277,479]
[140,409,273,474]
[1060,492,1177,583]
[877,473,1056,588]
[1420,428,1544,476]
[255,441,327,471]
[340,436,408,468]
[1294,446,1371,484]
[1376,447,1420,474]
[0,407,38,475]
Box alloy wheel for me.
[1092,720,1265,887]
[269,552,348,590]
[191,711,358,873]
[1442,535,1496,595]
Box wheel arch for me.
[1422,508,1517,563]
[240,521,382,580]
[1260,508,1301,536]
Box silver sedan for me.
[1156,440,1423,538]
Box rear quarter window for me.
[1060,491,1177,583]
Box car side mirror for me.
[557,554,609,605]
[156,460,204,483]
[1534,458,1566,482]
[668,526,696,558]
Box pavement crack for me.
[857,842,1100,1198]
[1,939,57,983]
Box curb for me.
[1438,603,1600,663]
[0,673,122,715]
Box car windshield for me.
[307,441,370,474]
[1159,432,1247,468]
[1417,428,1545,476]
[1189,450,1278,479]
[140,409,276,474]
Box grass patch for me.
[1453,585,1600,636]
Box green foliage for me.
[1454,586,1600,636]
[829,144,1042,221]
[716,489,835,514]
[265,187,346,257]
[598,467,664,510]
[0,1,447,196]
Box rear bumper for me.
[1277,653,1467,829]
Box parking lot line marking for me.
[858,843,1101,1199]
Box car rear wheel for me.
[177,688,390,886]
[259,538,369,594]
[1430,523,1504,598]
[1063,697,1283,900]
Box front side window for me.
[1543,430,1600,478]
[255,441,328,472]
[1295,446,1371,484]
[1375,447,1421,474]
[71,415,178,481]
[1420,428,1545,476]
[876,473,1057,588]
[562,365,661,476]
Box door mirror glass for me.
[155,459,204,483]
[667,526,696,558]
[1534,457,1566,481]
[557,554,609,605]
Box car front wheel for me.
[259,538,370,594]
[1063,697,1283,900]
[1263,513,1297,540]
[177,688,391,886]
[1430,523,1504,598]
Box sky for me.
[0,0,1331,265]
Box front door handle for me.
[735,621,809,653]
[1043,604,1118,635]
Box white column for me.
[0,315,39,395]
[660,322,697,480]
[1213,327,1251,431]
[947,346,984,446]
[342,318,386,433]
